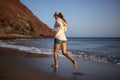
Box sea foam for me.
[0,40,120,66]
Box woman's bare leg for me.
[54,43,60,68]
[61,42,78,69]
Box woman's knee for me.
[54,49,59,54]
[62,51,67,55]
[54,51,58,54]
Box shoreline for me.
[0,47,68,80]
[0,47,120,80]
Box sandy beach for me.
[0,47,67,80]
[0,47,120,80]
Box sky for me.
[20,0,120,37]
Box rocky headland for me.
[0,0,54,39]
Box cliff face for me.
[0,0,54,38]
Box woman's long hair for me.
[58,12,67,24]
[54,11,67,24]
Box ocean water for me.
[0,37,120,65]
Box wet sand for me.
[0,47,120,80]
[0,47,67,80]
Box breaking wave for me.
[0,40,120,66]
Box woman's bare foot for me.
[74,61,78,70]
[52,64,58,68]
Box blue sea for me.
[0,37,120,65]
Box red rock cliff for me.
[0,0,54,39]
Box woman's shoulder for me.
[56,18,67,27]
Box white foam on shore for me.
[0,40,120,66]
[0,40,66,57]
[0,41,52,55]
